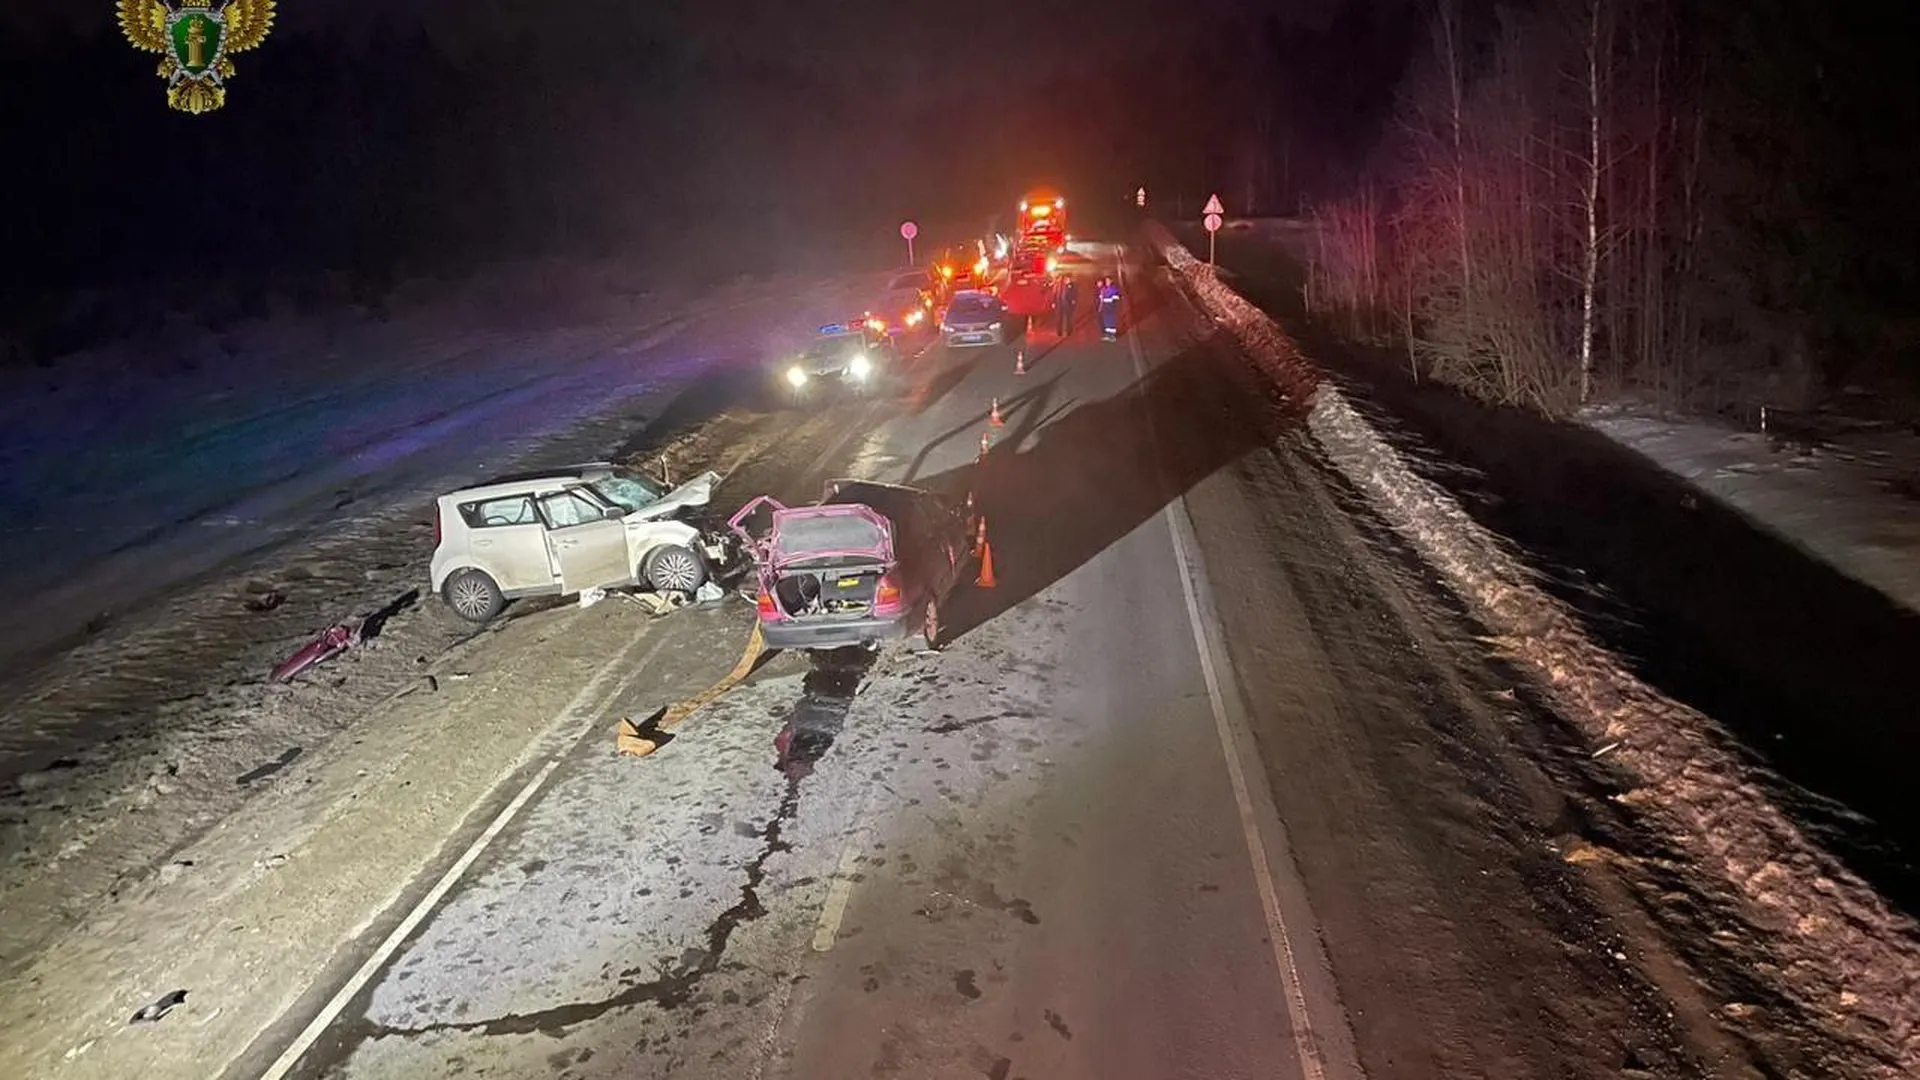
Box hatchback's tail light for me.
[874,574,903,612]
[757,590,779,619]
[433,508,442,546]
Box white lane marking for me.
[260,629,668,1080]
[810,827,869,952]
[1118,250,1328,1080]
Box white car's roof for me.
[443,463,614,503]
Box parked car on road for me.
[729,478,978,651]
[941,290,1007,348]
[430,463,733,622]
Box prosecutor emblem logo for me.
[118,0,277,114]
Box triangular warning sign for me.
[1202,193,1225,216]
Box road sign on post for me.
[1203,210,1223,265]
[1202,193,1225,215]
[900,220,919,265]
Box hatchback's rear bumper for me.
[760,613,907,650]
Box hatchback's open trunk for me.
[771,561,887,618]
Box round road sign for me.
[900,221,919,241]
[1203,213,1223,233]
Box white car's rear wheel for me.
[444,569,505,623]
[645,545,705,594]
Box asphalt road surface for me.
[19,243,1749,1080]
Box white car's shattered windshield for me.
[591,471,665,512]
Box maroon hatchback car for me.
[729,479,978,651]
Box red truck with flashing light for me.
[1017,191,1068,253]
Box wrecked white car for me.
[430,463,735,622]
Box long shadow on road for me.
[1213,235,1920,917]
[916,327,1306,643]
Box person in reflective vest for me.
[1096,276,1121,340]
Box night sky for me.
[3,0,1910,387]
[0,1,1411,302]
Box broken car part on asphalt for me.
[617,624,766,758]
[270,622,361,683]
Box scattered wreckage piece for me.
[270,621,362,683]
[242,588,286,613]
[616,624,766,758]
[129,988,188,1025]
[268,590,418,684]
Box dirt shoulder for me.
[2,590,759,1080]
[0,276,873,986]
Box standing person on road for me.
[1096,276,1121,340]
[1056,275,1078,339]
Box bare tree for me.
[1435,0,1473,296]
[1573,0,1611,404]
[1296,0,1725,417]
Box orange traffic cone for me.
[974,519,997,588]
[978,429,992,461]
[989,398,1005,427]
[1015,349,1028,375]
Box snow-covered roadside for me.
[0,267,817,673]
[0,270,875,977]
[1584,405,1920,617]
[1145,223,1920,1077]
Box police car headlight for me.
[849,353,873,379]
[786,366,808,388]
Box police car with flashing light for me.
[775,318,896,402]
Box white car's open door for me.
[538,491,633,594]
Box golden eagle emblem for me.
[118,0,277,114]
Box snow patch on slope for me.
[1148,222,1920,1077]
[1585,405,1920,617]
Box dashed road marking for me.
[810,826,869,952]
[259,627,669,1080]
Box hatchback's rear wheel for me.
[444,569,505,623]
[913,594,944,652]
[645,544,705,594]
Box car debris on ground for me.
[270,622,361,683]
[615,590,688,616]
[268,590,418,683]
[128,989,188,1025]
[616,625,765,758]
[242,589,286,613]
